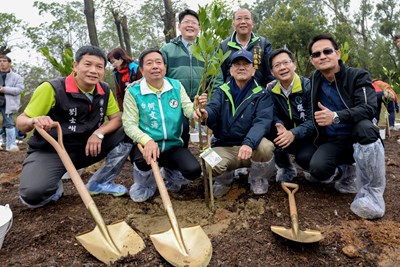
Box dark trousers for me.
[132,145,201,180]
[309,119,379,180]
[274,138,317,171]
[19,127,126,205]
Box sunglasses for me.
[310,48,336,58]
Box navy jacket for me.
[205,78,274,150]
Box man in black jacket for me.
[307,34,385,219]
[268,48,316,182]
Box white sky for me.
[1,0,248,64]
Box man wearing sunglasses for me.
[306,33,385,220]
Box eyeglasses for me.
[310,48,336,58]
[181,20,199,26]
[272,60,292,70]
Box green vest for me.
[128,77,183,152]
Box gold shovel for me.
[36,123,145,264]
[271,182,323,243]
[138,144,212,266]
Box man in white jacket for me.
[0,55,24,152]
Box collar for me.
[139,78,173,95]
[65,73,105,95]
[272,73,302,95]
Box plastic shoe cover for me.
[275,164,297,182]
[62,168,84,180]
[20,180,64,209]
[213,170,235,198]
[129,163,157,202]
[160,167,191,192]
[335,164,359,194]
[350,140,386,219]
[5,127,18,151]
[248,158,275,195]
[233,168,248,179]
[86,142,131,195]
[87,182,127,196]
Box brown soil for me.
[1,134,400,267]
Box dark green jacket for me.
[160,36,223,100]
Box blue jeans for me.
[0,105,15,128]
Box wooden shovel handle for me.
[35,122,93,208]
[281,182,299,219]
[137,144,188,254]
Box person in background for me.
[267,48,316,182]
[219,8,274,86]
[372,79,399,131]
[194,49,275,198]
[122,48,201,202]
[0,55,24,152]
[307,33,385,219]
[16,46,131,208]
[107,47,142,111]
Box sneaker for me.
[389,126,399,131]
[6,145,19,152]
[213,181,231,198]
[87,182,128,197]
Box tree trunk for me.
[163,0,176,43]
[111,10,125,50]
[121,16,132,57]
[83,0,99,47]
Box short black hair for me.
[393,34,400,41]
[0,55,12,63]
[307,34,339,55]
[75,46,107,66]
[138,48,165,68]
[269,48,295,67]
[178,9,199,24]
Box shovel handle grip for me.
[35,122,93,207]
[281,182,299,218]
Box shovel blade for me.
[271,225,323,243]
[150,225,212,267]
[76,221,145,264]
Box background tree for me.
[163,0,176,43]
[0,13,26,55]
[84,0,99,47]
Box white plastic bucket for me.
[0,204,13,250]
[379,128,386,140]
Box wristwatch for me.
[93,131,104,140]
[332,112,340,124]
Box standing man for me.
[219,8,274,86]
[16,46,131,208]
[160,9,223,189]
[0,55,24,152]
[194,50,275,198]
[268,48,316,182]
[307,34,385,219]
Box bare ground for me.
[0,133,400,267]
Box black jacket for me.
[310,60,377,140]
[268,74,314,140]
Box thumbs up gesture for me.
[314,102,335,126]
